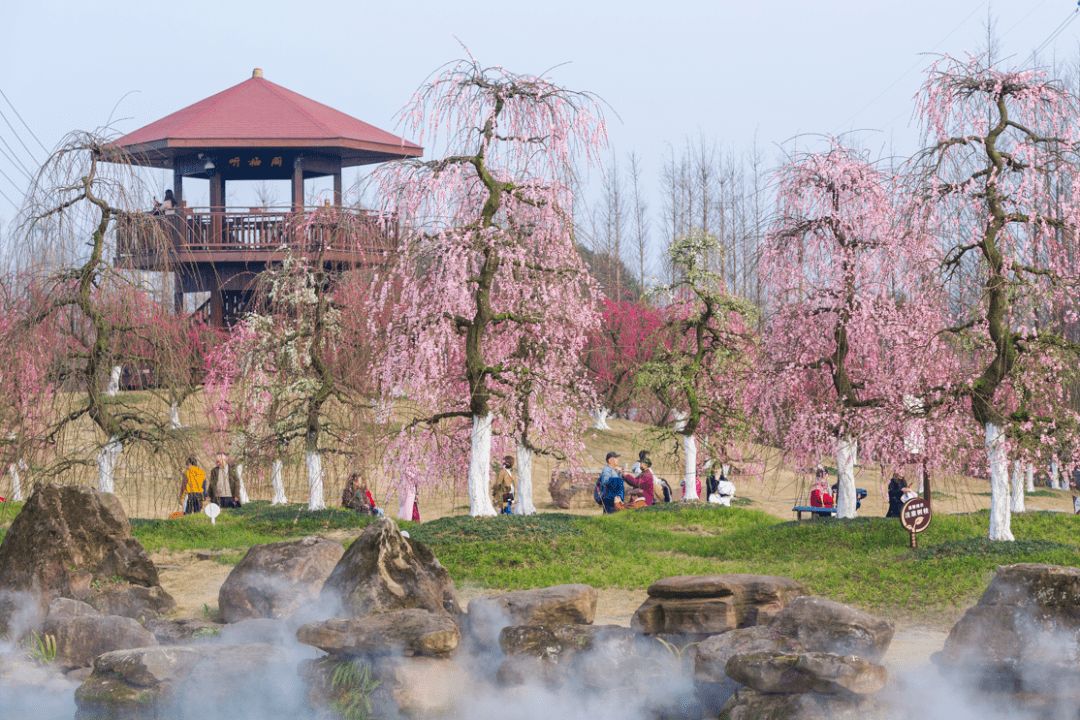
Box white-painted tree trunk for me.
[97,438,122,494]
[682,433,699,500]
[514,440,535,515]
[1051,460,1061,490]
[306,450,325,511]
[1011,461,1026,514]
[590,407,612,431]
[986,422,1014,541]
[836,436,858,519]
[398,483,416,521]
[105,366,122,397]
[169,403,182,430]
[468,413,497,517]
[270,459,288,505]
[236,463,249,504]
[8,461,23,501]
[1025,463,1035,492]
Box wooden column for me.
[333,170,342,206]
[172,171,183,206]
[210,286,224,328]
[209,172,223,247]
[292,157,304,212]
[173,271,184,314]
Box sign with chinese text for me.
[900,497,932,533]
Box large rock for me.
[725,651,887,695]
[319,518,462,620]
[768,596,894,663]
[144,617,223,645]
[498,623,673,689]
[0,484,174,635]
[468,584,597,648]
[934,563,1080,690]
[87,583,176,621]
[218,536,344,623]
[42,598,158,670]
[695,625,803,684]
[297,608,460,658]
[719,688,885,720]
[632,575,806,636]
[74,643,303,720]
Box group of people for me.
[341,473,382,516]
[596,450,736,514]
[808,466,914,515]
[179,453,244,515]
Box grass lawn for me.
[2,499,1077,619]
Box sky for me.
[2,0,1079,241]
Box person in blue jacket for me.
[600,451,624,514]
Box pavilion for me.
[107,68,422,326]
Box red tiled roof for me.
[112,70,420,167]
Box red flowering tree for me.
[912,55,1080,540]
[370,57,606,517]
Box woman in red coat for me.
[810,469,835,508]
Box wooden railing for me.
[115,206,398,264]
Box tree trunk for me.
[105,366,122,397]
[986,423,1014,541]
[469,413,498,517]
[270,459,288,505]
[398,483,416,521]
[97,438,122,494]
[682,433,699,500]
[1011,461,1026,514]
[1025,463,1034,492]
[514,440,535,515]
[306,450,325,511]
[8,462,22,502]
[836,436,858,519]
[236,463,250,504]
[1051,460,1061,490]
[169,403,181,430]
[590,407,612,431]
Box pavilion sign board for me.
[900,497,932,549]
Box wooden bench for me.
[792,488,868,521]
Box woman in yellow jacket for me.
[179,456,207,515]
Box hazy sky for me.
[2,0,1078,228]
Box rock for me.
[144,617,223,645]
[42,607,158,669]
[86,583,176,621]
[632,574,806,636]
[74,643,300,720]
[498,623,674,689]
[695,625,803,684]
[768,596,894,663]
[467,584,597,648]
[725,651,887,695]
[319,518,462,620]
[45,597,100,620]
[216,617,295,646]
[548,470,599,509]
[719,688,885,720]
[218,536,344,623]
[297,608,460,658]
[0,484,173,636]
[935,563,1080,691]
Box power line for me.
[0,87,49,155]
[0,134,34,181]
[0,105,40,168]
[1021,6,1080,69]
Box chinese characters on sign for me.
[223,156,284,169]
[899,497,932,547]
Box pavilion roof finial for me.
[252,68,263,78]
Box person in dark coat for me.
[886,475,905,518]
[208,453,242,508]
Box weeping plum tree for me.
[758,142,947,518]
[372,56,606,517]
[914,55,1080,541]
[637,230,755,500]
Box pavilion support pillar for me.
[209,172,223,247]
[292,157,304,212]
[173,271,184,314]
[173,172,183,206]
[333,171,342,206]
[210,286,224,328]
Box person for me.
[900,480,919,503]
[658,477,672,503]
[680,476,702,500]
[208,453,242,509]
[710,470,737,507]
[599,451,624,514]
[152,189,177,216]
[630,450,650,477]
[342,473,376,514]
[412,491,421,522]
[886,475,905,517]
[810,468,835,508]
[491,455,515,514]
[179,456,206,515]
[705,460,720,498]
[633,458,656,505]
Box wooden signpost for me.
[900,497,932,549]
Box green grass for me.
[974,489,1066,498]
